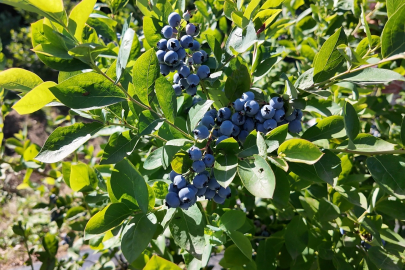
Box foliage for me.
[1,0,405,269]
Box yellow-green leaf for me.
[68,0,97,43]
[13,81,57,114]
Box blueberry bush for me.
[1,0,405,269]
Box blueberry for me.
[256,123,266,133]
[171,27,178,38]
[193,125,209,140]
[192,51,203,64]
[164,51,179,66]
[191,40,201,51]
[186,57,194,66]
[296,109,303,120]
[168,12,181,27]
[207,177,221,190]
[339,228,345,235]
[173,73,180,84]
[231,112,246,125]
[244,100,260,116]
[263,119,277,131]
[203,154,215,167]
[288,119,302,133]
[218,186,231,198]
[196,186,207,197]
[192,160,205,173]
[233,98,245,111]
[173,84,182,96]
[238,130,249,143]
[168,183,178,193]
[274,109,286,122]
[217,107,232,122]
[188,184,199,194]
[160,64,170,76]
[213,194,226,204]
[197,65,210,79]
[261,231,270,237]
[243,118,255,133]
[173,175,187,189]
[200,50,208,62]
[212,129,220,138]
[285,109,297,121]
[179,78,189,90]
[161,25,173,39]
[261,105,276,119]
[232,125,241,137]
[183,11,191,21]
[165,192,181,208]
[219,120,234,136]
[179,202,192,210]
[204,188,216,199]
[157,38,167,50]
[270,96,284,109]
[205,109,218,118]
[176,47,186,61]
[178,65,190,78]
[167,38,181,51]
[188,146,202,161]
[242,91,255,101]
[216,135,229,145]
[193,173,208,188]
[186,86,197,96]
[187,74,200,87]
[186,23,198,36]
[201,115,215,128]
[178,186,197,203]
[180,35,194,48]
[255,111,265,123]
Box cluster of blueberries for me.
[192,91,303,143]
[156,11,210,96]
[165,146,231,210]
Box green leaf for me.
[187,100,214,132]
[253,56,282,83]
[171,151,193,174]
[278,138,324,165]
[68,0,96,43]
[294,68,314,91]
[169,205,206,260]
[343,101,360,147]
[12,81,57,114]
[316,198,340,222]
[43,233,59,257]
[116,27,135,83]
[272,166,290,208]
[215,137,240,154]
[161,139,190,170]
[136,0,151,16]
[108,0,130,14]
[367,155,405,199]
[336,44,368,67]
[340,68,405,84]
[401,116,405,146]
[110,159,150,212]
[206,34,222,67]
[281,73,298,99]
[49,73,126,109]
[375,199,405,220]
[224,245,251,266]
[70,163,98,192]
[252,9,282,31]
[337,134,396,152]
[301,116,345,141]
[224,64,251,102]
[285,216,307,259]
[219,210,246,231]
[367,246,403,270]
[313,27,346,83]
[156,77,176,124]
[194,1,209,18]
[121,213,158,264]
[238,155,276,198]
[88,13,118,42]
[382,4,405,57]
[264,124,289,152]
[132,49,160,106]
[85,203,131,237]
[261,0,284,9]
[355,35,380,57]
[138,111,164,136]
[65,206,86,220]
[144,255,182,270]
[100,131,139,165]
[226,21,263,54]
[227,230,252,260]
[0,68,43,93]
[387,0,405,17]
[214,154,238,188]
[143,16,163,51]
[144,147,163,170]
[36,122,104,163]
[313,150,342,186]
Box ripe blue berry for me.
[179,78,189,90]
[200,50,208,62]
[242,91,255,101]
[238,130,249,143]
[192,160,206,173]
[190,40,200,51]
[193,173,208,188]
[231,112,246,125]
[192,51,203,64]
[296,109,303,120]
[205,109,218,118]
[164,51,179,66]
[173,84,182,96]
[232,125,241,137]
[233,98,245,111]
[207,177,220,190]
[285,109,297,122]
[178,186,196,203]
[256,123,266,133]
[160,64,170,76]
[196,186,207,197]
[193,125,209,140]
[186,86,197,96]
[278,120,288,126]
[218,186,231,198]
[157,39,167,50]
[161,25,173,39]
[243,118,255,133]
[204,189,216,199]
[288,119,302,133]
[173,73,180,84]
[180,35,194,48]
[213,194,226,204]
[220,120,234,136]
[263,119,277,131]
[201,115,215,128]
[270,96,284,109]
[167,38,181,51]
[168,183,178,193]
[156,50,166,63]
[186,57,194,66]
[261,105,276,119]
[188,146,202,161]
[176,48,186,61]
[244,100,260,116]
[186,23,197,36]
[203,154,215,167]
[340,228,345,235]
[168,12,181,27]
[178,65,190,78]
[216,135,229,145]
[173,175,187,189]
[274,109,286,122]
[169,170,179,181]
[183,11,191,21]
[197,65,210,79]
[165,192,181,208]
[171,28,178,38]
[255,111,265,123]
[188,184,199,195]
[217,107,232,122]
[187,74,200,87]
